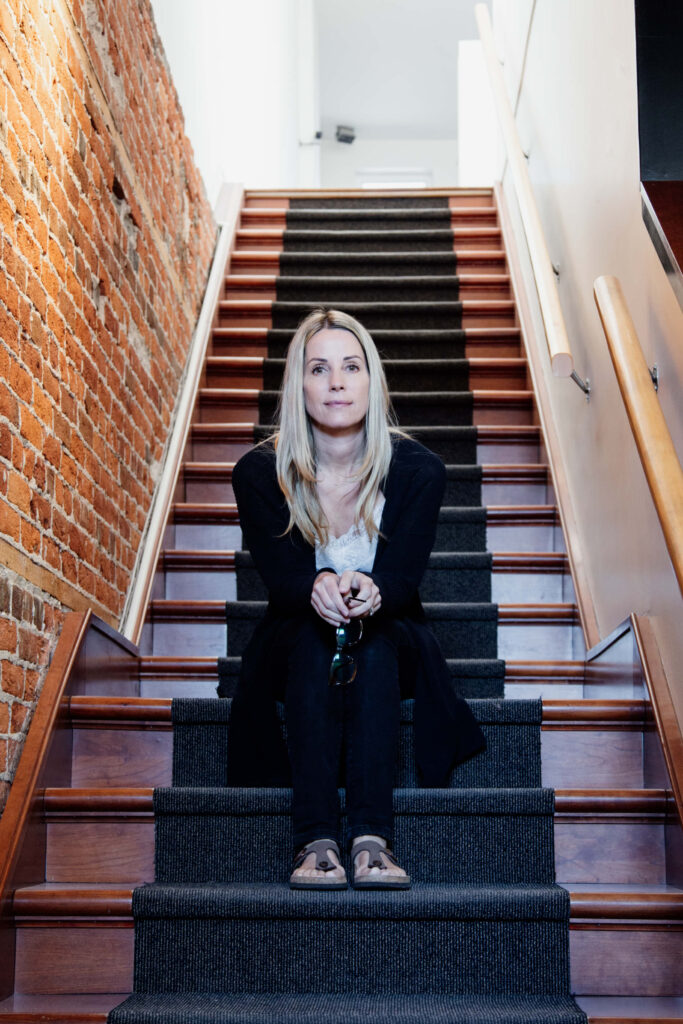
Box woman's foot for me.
[289,838,348,889]
[351,834,411,889]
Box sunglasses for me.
[329,619,364,686]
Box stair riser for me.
[68,727,647,791]
[240,212,500,229]
[203,367,529,392]
[234,233,503,253]
[195,398,534,428]
[209,337,523,359]
[230,254,509,275]
[152,810,554,884]
[243,194,496,209]
[186,436,541,467]
[180,478,547,505]
[216,307,515,329]
[161,566,572,605]
[44,819,667,887]
[131,917,570,995]
[14,920,682,997]
[164,521,557,552]
[223,282,511,301]
[145,616,580,661]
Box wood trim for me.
[0,538,117,628]
[475,4,573,377]
[632,614,683,828]
[119,185,245,645]
[594,275,683,600]
[494,181,600,647]
[0,611,90,1000]
[244,188,493,199]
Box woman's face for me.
[302,327,370,434]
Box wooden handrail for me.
[474,4,574,378]
[594,275,683,599]
[119,184,244,644]
[0,611,90,902]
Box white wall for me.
[151,0,304,206]
[491,0,683,722]
[457,40,499,186]
[320,138,458,188]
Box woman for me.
[228,308,485,890]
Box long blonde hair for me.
[273,308,398,547]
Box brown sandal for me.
[289,839,348,890]
[351,839,411,890]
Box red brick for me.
[1,660,24,698]
[0,499,21,542]
[0,618,17,653]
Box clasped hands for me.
[311,569,381,627]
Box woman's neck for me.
[312,424,365,479]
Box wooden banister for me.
[119,184,244,645]
[594,275,683,599]
[474,3,574,379]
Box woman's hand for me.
[339,570,381,619]
[311,572,351,626]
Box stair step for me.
[234,226,503,252]
[210,325,522,358]
[217,298,515,328]
[178,461,550,504]
[143,598,579,660]
[3,992,681,1023]
[136,656,583,699]
[196,388,534,427]
[169,506,562,555]
[240,206,500,228]
[223,273,511,301]
[203,355,529,390]
[66,697,652,790]
[230,249,509,275]
[160,549,570,603]
[42,787,670,887]
[243,188,494,206]
[11,883,683,996]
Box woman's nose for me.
[329,369,344,390]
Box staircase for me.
[1,189,681,1022]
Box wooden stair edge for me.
[10,882,683,922]
[39,786,673,820]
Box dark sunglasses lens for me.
[329,652,357,686]
[336,620,362,647]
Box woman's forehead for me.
[306,327,364,358]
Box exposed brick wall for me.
[0,0,216,806]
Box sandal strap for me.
[292,839,341,872]
[351,839,399,870]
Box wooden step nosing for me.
[12,885,683,924]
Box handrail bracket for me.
[570,370,591,398]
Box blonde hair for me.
[272,308,399,547]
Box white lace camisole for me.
[315,496,386,576]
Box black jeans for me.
[279,613,402,851]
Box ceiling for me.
[315,0,491,141]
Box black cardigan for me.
[226,435,486,786]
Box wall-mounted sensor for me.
[336,125,355,144]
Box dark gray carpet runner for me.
[109,196,585,1023]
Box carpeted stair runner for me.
[109,195,585,1023]
[171,697,542,790]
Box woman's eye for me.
[346,363,360,372]
[311,365,326,374]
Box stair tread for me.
[2,993,681,1022]
[42,786,671,817]
[13,881,683,915]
